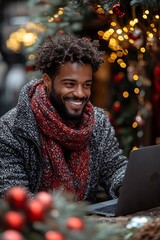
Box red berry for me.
[1,230,24,240]
[4,211,25,231]
[26,199,45,222]
[35,192,53,210]
[66,217,84,230]
[45,231,64,240]
[6,186,28,209]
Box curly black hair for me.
[34,34,104,78]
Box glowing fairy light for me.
[117,59,123,64]
[123,91,129,98]
[140,47,145,53]
[129,39,134,44]
[153,28,157,32]
[134,18,138,24]
[98,30,104,36]
[118,36,124,41]
[116,29,122,34]
[124,34,129,39]
[28,54,35,61]
[133,75,139,81]
[142,14,147,19]
[132,121,138,128]
[120,62,126,68]
[54,14,59,18]
[111,22,117,27]
[145,10,149,14]
[123,27,128,33]
[129,20,135,26]
[58,10,63,15]
[110,52,117,60]
[108,28,114,34]
[48,17,54,22]
[134,88,140,94]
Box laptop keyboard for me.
[95,203,117,214]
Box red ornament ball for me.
[35,192,53,211]
[1,230,24,240]
[57,30,64,35]
[4,211,25,231]
[113,72,125,82]
[55,17,61,23]
[6,186,28,210]
[25,65,36,72]
[26,199,45,222]
[112,3,125,17]
[66,217,84,230]
[45,231,64,240]
[113,101,121,112]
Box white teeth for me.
[69,101,82,105]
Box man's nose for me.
[73,86,85,98]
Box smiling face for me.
[43,62,93,119]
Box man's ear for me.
[43,73,52,91]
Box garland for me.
[130,0,160,8]
[1,186,159,240]
[0,186,126,240]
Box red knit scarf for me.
[29,80,95,200]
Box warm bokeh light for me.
[6,22,45,52]
[123,91,129,98]
[132,121,138,128]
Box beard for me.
[49,85,89,120]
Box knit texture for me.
[0,79,127,202]
[29,80,94,200]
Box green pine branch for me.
[130,0,160,9]
[68,0,160,10]
[0,188,128,240]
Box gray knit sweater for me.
[0,79,128,201]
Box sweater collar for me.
[13,79,41,147]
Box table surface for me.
[87,206,160,227]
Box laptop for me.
[86,144,160,217]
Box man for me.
[0,34,127,202]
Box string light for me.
[134,88,140,94]
[123,91,129,98]
[133,75,139,81]
[6,22,45,52]
[132,121,138,128]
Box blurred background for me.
[0,0,160,157]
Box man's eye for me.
[84,83,92,88]
[64,82,74,87]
